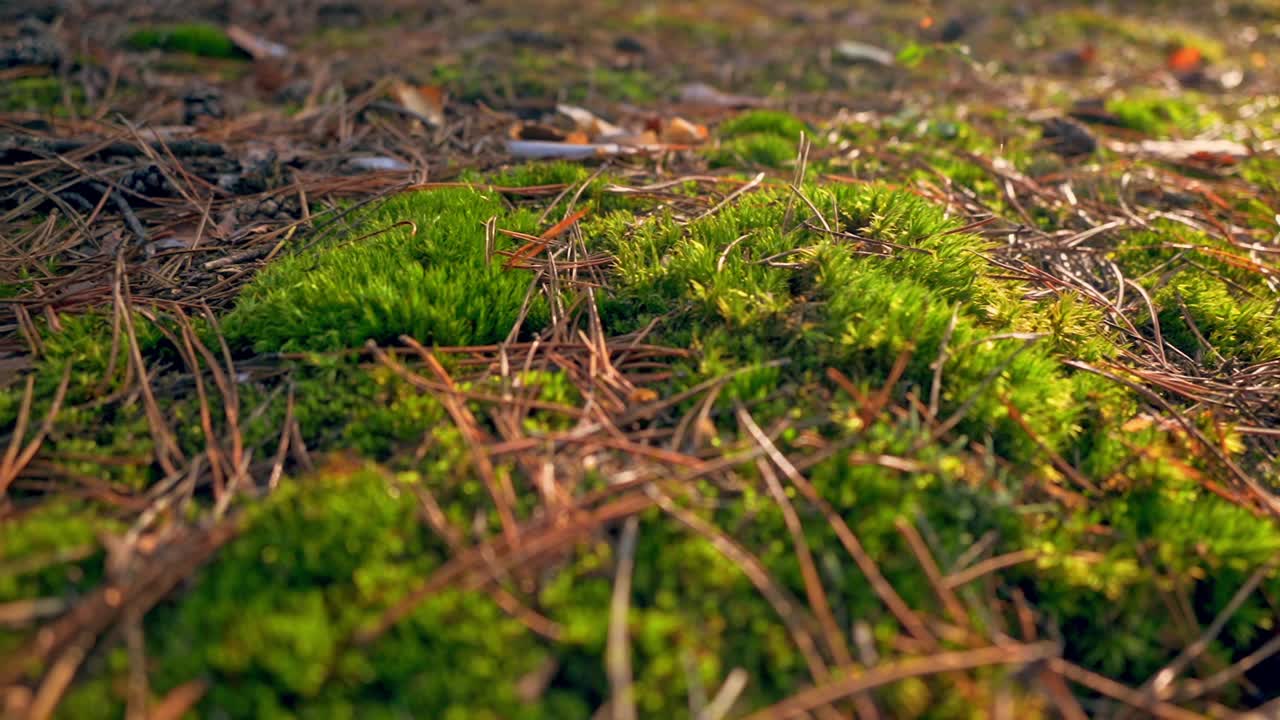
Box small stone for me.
[1040,117,1097,157]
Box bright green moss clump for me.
[717,110,807,140]
[7,151,1280,717]
[707,134,797,168]
[225,187,548,352]
[708,110,808,168]
[146,467,581,718]
[0,501,117,660]
[125,23,243,58]
[1105,93,1220,137]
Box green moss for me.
[0,313,169,490]
[717,110,807,141]
[1155,275,1280,362]
[0,77,85,115]
[0,501,115,604]
[7,94,1280,717]
[570,66,662,104]
[224,187,548,352]
[620,10,734,46]
[1049,9,1226,63]
[0,501,117,662]
[436,47,658,105]
[707,134,797,168]
[146,467,572,718]
[488,161,591,188]
[1111,223,1280,362]
[125,23,243,58]
[1105,93,1221,137]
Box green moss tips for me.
[717,110,807,141]
[125,23,243,58]
[707,134,797,169]
[1104,93,1220,137]
[146,467,566,718]
[224,187,548,353]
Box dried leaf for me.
[599,130,660,146]
[834,41,895,66]
[226,25,289,59]
[678,82,765,108]
[391,81,445,129]
[661,116,709,145]
[557,104,626,139]
[1109,138,1249,164]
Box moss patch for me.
[1105,92,1222,137]
[224,187,549,352]
[125,24,244,58]
[0,77,85,115]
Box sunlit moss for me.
[224,187,548,352]
[125,23,244,58]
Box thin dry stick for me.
[646,487,833,692]
[1145,554,1280,699]
[27,635,94,720]
[372,339,520,550]
[1002,398,1101,494]
[0,366,70,496]
[607,517,640,720]
[928,309,960,421]
[1067,360,1280,517]
[115,258,184,476]
[753,455,880,720]
[124,612,148,720]
[268,385,296,491]
[699,668,750,720]
[147,680,208,720]
[743,643,1059,720]
[408,480,563,641]
[944,549,1040,590]
[895,519,969,628]
[691,171,766,224]
[1172,633,1280,702]
[781,132,810,230]
[174,319,227,504]
[788,183,832,233]
[750,452,854,668]
[736,407,938,649]
[354,492,654,645]
[1125,278,1170,368]
[1049,659,1205,720]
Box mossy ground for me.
[4,0,1280,717]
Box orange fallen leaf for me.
[919,16,934,30]
[1167,45,1203,73]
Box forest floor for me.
[3,1,1280,718]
